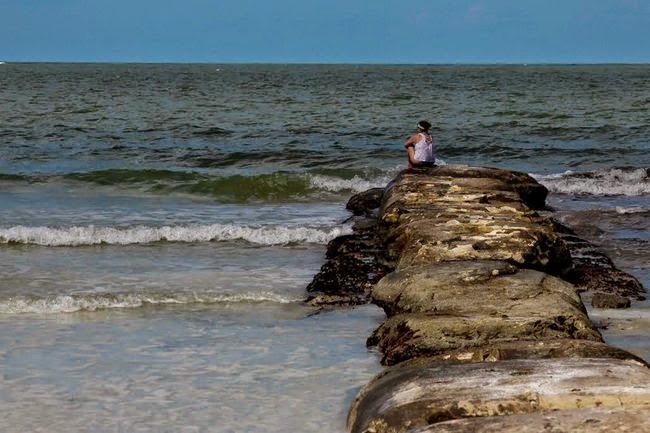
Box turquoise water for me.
[0,63,648,432]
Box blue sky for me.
[1,0,649,63]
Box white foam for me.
[309,174,392,193]
[0,223,352,246]
[532,168,649,196]
[0,291,300,314]
[616,206,649,214]
[531,170,574,181]
[307,163,445,194]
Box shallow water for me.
[0,63,648,431]
[549,192,650,362]
[588,299,650,363]
[0,304,385,433]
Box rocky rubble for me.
[552,219,645,305]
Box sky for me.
[1,0,649,63]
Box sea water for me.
[0,63,648,432]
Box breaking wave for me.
[0,169,393,202]
[0,223,352,246]
[0,291,300,314]
[309,174,393,193]
[533,167,649,196]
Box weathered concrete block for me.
[347,358,650,433]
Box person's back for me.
[413,131,435,163]
[404,120,436,168]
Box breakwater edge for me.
[307,165,650,432]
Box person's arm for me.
[404,134,418,149]
[406,146,418,168]
[404,134,418,168]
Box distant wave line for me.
[1,169,396,201]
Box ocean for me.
[0,63,649,432]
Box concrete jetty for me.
[306,165,649,433]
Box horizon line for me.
[2,60,650,66]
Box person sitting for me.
[404,120,436,169]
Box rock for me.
[570,263,645,300]
[352,217,380,231]
[377,167,570,273]
[306,221,390,306]
[410,339,646,366]
[347,188,385,216]
[325,229,379,259]
[305,252,388,306]
[347,358,650,433]
[384,216,570,273]
[304,293,362,306]
[367,312,601,366]
[371,261,584,317]
[591,292,632,309]
[409,407,650,433]
[552,218,646,302]
[384,165,548,211]
[368,262,601,366]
